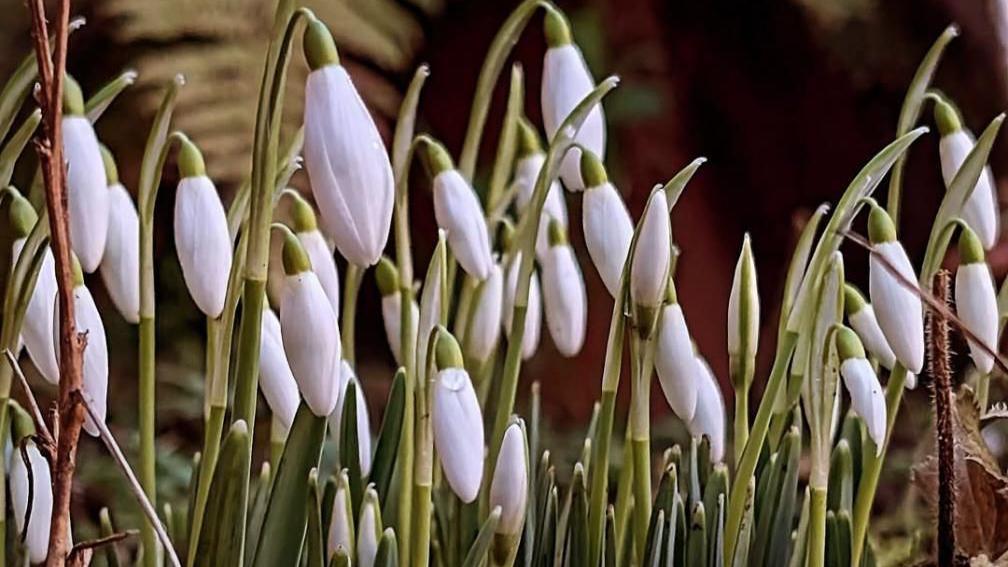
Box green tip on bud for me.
[435,327,464,370]
[664,277,678,305]
[70,253,84,286]
[835,325,866,360]
[303,18,340,70]
[842,283,867,316]
[516,118,543,158]
[933,96,962,136]
[958,224,985,264]
[375,256,399,296]
[580,150,607,188]
[178,137,206,178]
[547,218,567,247]
[99,144,119,186]
[498,220,516,252]
[866,203,896,244]
[62,74,85,116]
[9,401,35,443]
[279,225,312,275]
[543,8,572,47]
[8,191,37,238]
[288,192,318,233]
[422,140,454,176]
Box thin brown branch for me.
[5,349,56,454]
[66,528,137,566]
[929,270,956,567]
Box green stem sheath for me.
[342,263,363,366]
[139,316,158,566]
[808,488,828,567]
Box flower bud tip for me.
[375,256,399,296]
[63,73,85,116]
[836,325,866,360]
[958,224,985,264]
[842,283,866,315]
[580,150,607,188]
[933,96,962,136]
[8,191,37,238]
[547,218,567,247]
[288,192,318,233]
[516,118,543,158]
[867,203,896,244]
[178,137,206,178]
[304,18,340,70]
[422,140,454,176]
[280,226,312,275]
[435,328,464,370]
[543,9,572,48]
[99,143,119,186]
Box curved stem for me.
[341,264,363,366]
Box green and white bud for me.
[10,439,52,564]
[955,226,998,374]
[258,308,299,432]
[580,151,632,297]
[377,257,418,366]
[356,487,382,567]
[655,281,698,422]
[489,421,529,536]
[63,74,109,272]
[432,329,485,503]
[631,190,672,335]
[836,326,886,454]
[290,192,340,315]
[467,260,504,363]
[98,145,140,323]
[727,233,759,382]
[327,470,355,560]
[843,283,897,371]
[687,357,726,463]
[540,220,587,356]
[11,198,58,383]
[511,121,569,260]
[427,142,493,280]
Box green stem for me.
[410,483,432,567]
[139,316,158,566]
[977,370,990,412]
[733,388,748,468]
[612,423,634,554]
[232,281,267,428]
[341,263,363,366]
[629,334,652,557]
[807,488,828,567]
[186,404,225,566]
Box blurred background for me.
[2,0,1008,550]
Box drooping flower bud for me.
[631,190,671,335]
[512,120,569,260]
[466,260,504,363]
[356,486,382,567]
[655,282,698,422]
[540,9,606,190]
[425,141,493,280]
[540,220,586,356]
[376,257,417,366]
[502,251,542,360]
[11,194,59,383]
[688,357,726,463]
[955,226,999,374]
[580,151,632,297]
[432,329,485,503]
[727,233,759,383]
[866,203,924,374]
[843,283,897,371]
[289,191,340,315]
[303,19,394,267]
[10,440,52,564]
[63,74,109,273]
[98,144,140,323]
[278,228,341,416]
[327,470,355,560]
[489,421,529,536]
[331,360,373,475]
[54,255,108,436]
[259,307,299,432]
[836,326,887,454]
[174,138,233,318]
[935,96,999,249]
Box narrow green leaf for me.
[751,444,785,567]
[711,495,725,567]
[243,462,272,563]
[393,65,430,181]
[532,488,558,567]
[99,508,121,567]
[766,427,802,566]
[603,506,617,567]
[787,488,812,567]
[0,110,40,187]
[827,440,853,512]
[662,157,707,212]
[0,51,38,142]
[730,478,755,567]
[85,70,138,123]
[687,503,707,567]
[836,511,853,567]
[461,507,502,567]
[826,511,840,567]
[194,420,251,567]
[374,528,399,567]
[567,466,589,566]
[304,469,326,567]
[645,510,665,567]
[370,368,405,502]
[339,380,364,520]
[644,464,677,562]
[702,465,728,562]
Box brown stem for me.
[929,270,956,567]
[24,0,85,565]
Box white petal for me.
[304,66,394,267]
[512,154,569,259]
[848,305,896,370]
[433,368,485,502]
[11,441,52,564]
[541,245,587,357]
[63,116,108,272]
[299,229,340,315]
[330,360,373,475]
[956,263,999,374]
[502,253,542,360]
[381,293,418,366]
[99,183,140,323]
[904,371,917,390]
[54,285,108,437]
[687,358,725,463]
[940,131,1000,249]
[840,358,887,454]
[467,262,504,362]
[489,423,528,535]
[630,191,671,308]
[174,175,233,318]
[541,44,606,190]
[327,485,353,559]
[655,304,698,422]
[259,308,299,431]
[280,272,341,416]
[868,241,924,373]
[14,239,58,384]
[356,500,379,567]
[433,170,493,280]
[582,182,632,297]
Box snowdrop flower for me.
[174,138,232,318]
[580,151,632,297]
[466,260,504,363]
[432,330,485,503]
[489,421,529,536]
[655,281,698,422]
[331,360,373,476]
[866,203,924,374]
[502,251,542,360]
[688,357,726,463]
[843,284,896,370]
[836,326,887,454]
[376,257,418,366]
[955,227,999,374]
[512,120,569,259]
[935,97,999,249]
[278,228,341,416]
[728,234,759,382]
[54,256,108,437]
[540,9,606,190]
[327,471,355,560]
[289,191,340,314]
[62,75,108,273]
[303,20,394,267]
[259,307,299,432]
[356,487,382,567]
[540,221,587,356]
[10,440,52,564]
[9,194,58,384]
[630,190,671,335]
[98,144,140,323]
[425,141,493,280]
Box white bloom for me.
[280,265,341,417]
[956,262,999,374]
[13,239,58,384]
[381,293,418,367]
[433,169,493,280]
[467,262,504,362]
[688,358,726,463]
[259,308,299,432]
[54,280,108,437]
[840,358,887,455]
[356,492,380,567]
[330,360,373,475]
[100,183,140,323]
[63,115,109,272]
[868,241,925,374]
[489,422,528,535]
[11,440,52,564]
[433,367,485,503]
[327,473,355,559]
[513,153,569,259]
[655,302,698,422]
[174,170,233,318]
[299,229,340,315]
[630,191,671,309]
[939,129,999,249]
[582,181,632,298]
[303,29,394,268]
[847,304,897,370]
[502,252,542,360]
[540,234,587,357]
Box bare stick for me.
[67,529,137,565]
[76,392,182,567]
[5,350,55,453]
[929,270,956,567]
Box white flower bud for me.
[489,422,528,535]
[258,308,299,432]
[502,252,542,360]
[327,471,355,560]
[512,153,569,260]
[540,223,587,357]
[630,190,671,309]
[581,163,632,297]
[13,239,58,384]
[844,284,897,370]
[331,360,373,476]
[688,358,725,463]
[955,229,999,374]
[299,229,340,315]
[727,234,758,360]
[54,271,108,437]
[433,168,493,280]
[63,115,109,273]
[837,327,886,455]
[655,299,698,422]
[303,22,394,267]
[381,294,418,367]
[356,489,382,567]
[11,440,52,564]
[467,261,504,362]
[433,335,485,502]
[100,182,140,323]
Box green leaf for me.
[603,506,617,567]
[532,487,558,567]
[566,465,589,567]
[703,464,728,562]
[244,462,272,563]
[644,464,677,562]
[194,420,251,567]
[339,380,364,520]
[393,65,430,181]
[730,478,756,567]
[0,51,38,143]
[687,503,707,567]
[826,511,840,567]
[370,368,405,502]
[304,469,326,567]
[374,528,399,567]
[85,70,138,123]
[765,427,802,566]
[787,488,811,567]
[839,413,864,493]
[711,495,725,567]
[461,507,501,567]
[828,440,854,512]
[835,511,853,567]
[0,109,40,187]
[251,403,327,567]
[662,157,706,212]
[644,510,665,567]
